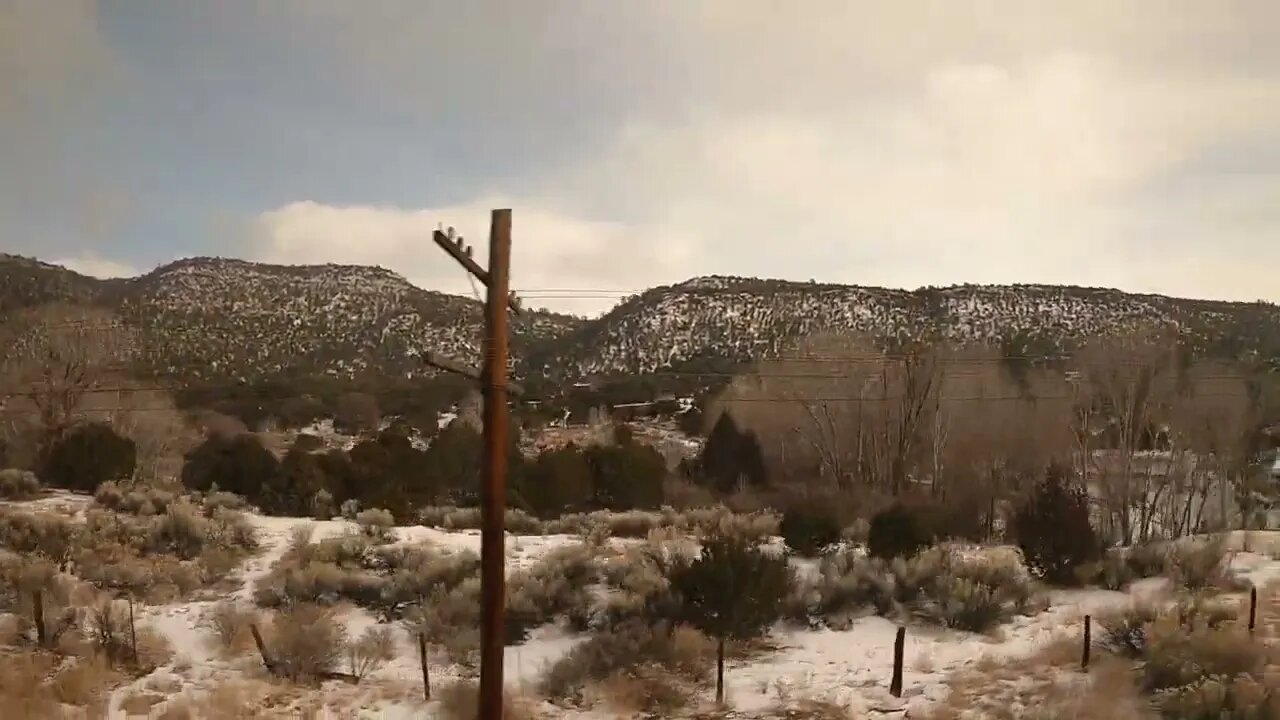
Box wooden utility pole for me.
[430,210,517,720]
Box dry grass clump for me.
[922,654,1149,720]
[541,621,715,713]
[202,601,260,656]
[347,626,397,681]
[265,603,348,683]
[255,531,480,623]
[156,679,321,720]
[66,501,257,600]
[790,544,1042,633]
[932,583,1280,720]
[1090,535,1246,594]
[0,469,41,500]
[408,543,603,668]
[437,679,540,720]
[1165,536,1247,593]
[414,504,782,540]
[0,649,130,716]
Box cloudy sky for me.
[4,2,1280,316]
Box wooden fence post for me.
[1082,615,1092,671]
[1249,586,1258,635]
[418,632,431,701]
[890,626,905,698]
[128,595,138,666]
[249,623,274,673]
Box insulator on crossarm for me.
[465,246,473,258]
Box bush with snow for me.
[354,508,395,542]
[793,544,1041,633]
[541,621,713,711]
[0,469,41,500]
[267,603,348,683]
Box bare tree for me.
[104,382,199,485]
[0,304,137,432]
[713,333,948,497]
[867,338,943,495]
[938,355,1074,540]
[713,333,883,490]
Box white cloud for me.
[248,199,698,317]
[245,3,1280,311]
[53,254,138,279]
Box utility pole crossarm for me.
[432,229,523,315]
[420,350,525,397]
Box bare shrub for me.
[255,533,480,620]
[355,508,395,542]
[86,599,133,664]
[0,509,78,567]
[796,545,1040,633]
[505,544,600,640]
[437,679,536,720]
[0,469,41,500]
[202,601,258,654]
[541,621,712,709]
[0,652,62,717]
[1155,674,1280,719]
[347,626,397,681]
[1098,601,1161,658]
[1166,537,1236,592]
[918,550,1039,632]
[1142,617,1266,693]
[266,604,348,683]
[93,482,179,516]
[49,654,124,708]
[595,531,695,627]
[68,502,254,600]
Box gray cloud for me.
[10,2,1280,314]
[0,1,120,240]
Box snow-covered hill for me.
[5,256,1279,388]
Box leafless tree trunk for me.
[1,304,137,433]
[1073,328,1183,545]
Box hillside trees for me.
[697,413,767,493]
[519,444,594,517]
[182,432,280,499]
[348,429,431,518]
[584,428,667,511]
[38,421,136,492]
[333,392,381,435]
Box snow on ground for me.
[13,493,1277,719]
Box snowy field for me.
[7,492,1280,719]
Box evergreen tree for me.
[585,438,665,511]
[39,422,136,492]
[520,443,594,518]
[699,413,768,493]
[181,433,279,501]
[670,534,791,703]
[1013,464,1100,585]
